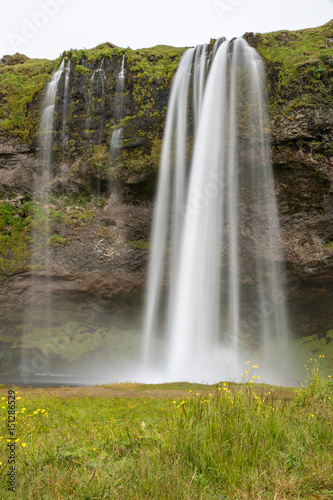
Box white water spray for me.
[142,39,290,385]
[61,59,71,159]
[110,55,126,159]
[86,59,106,145]
[39,59,65,186]
[21,60,65,377]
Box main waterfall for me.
[142,38,290,384]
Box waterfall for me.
[39,59,65,186]
[36,58,65,256]
[117,55,126,102]
[21,59,65,377]
[110,127,124,155]
[193,43,208,131]
[142,38,290,384]
[110,55,126,160]
[142,48,195,367]
[61,59,71,159]
[86,58,106,145]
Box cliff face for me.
[0,23,332,354]
[244,22,333,277]
[0,43,184,299]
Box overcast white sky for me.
[0,0,332,60]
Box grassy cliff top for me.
[0,43,186,144]
[254,19,333,78]
[248,19,333,112]
[0,20,332,143]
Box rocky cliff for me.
[0,21,332,368]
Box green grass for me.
[254,19,333,114]
[257,20,333,84]
[0,359,332,499]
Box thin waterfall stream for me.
[110,54,126,160]
[21,60,65,376]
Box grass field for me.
[0,358,332,499]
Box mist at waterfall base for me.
[18,39,296,387]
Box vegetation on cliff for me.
[0,44,185,148]
[246,19,333,110]
[244,21,333,222]
[0,58,55,142]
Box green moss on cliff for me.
[0,58,59,142]
[0,199,33,274]
[111,137,162,183]
[86,143,110,178]
[127,45,184,80]
[248,20,333,112]
[0,42,184,154]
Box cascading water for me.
[193,43,208,130]
[116,54,126,119]
[142,48,195,370]
[85,59,106,194]
[39,59,65,185]
[34,58,65,260]
[21,60,65,377]
[110,55,126,160]
[61,59,71,159]
[142,38,290,385]
[86,58,106,145]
